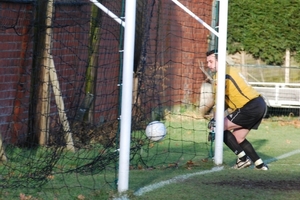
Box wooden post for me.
[285,49,290,83]
[49,57,75,152]
[36,0,75,151]
[0,133,7,162]
[38,0,53,145]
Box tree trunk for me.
[83,5,101,123]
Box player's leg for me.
[223,120,267,170]
[238,137,268,170]
[223,119,251,169]
[232,128,266,168]
[235,96,268,170]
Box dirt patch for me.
[207,179,300,191]
[278,119,300,128]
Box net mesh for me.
[0,0,214,198]
[0,0,299,199]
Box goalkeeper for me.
[206,50,268,170]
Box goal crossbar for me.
[171,0,219,37]
[89,0,125,27]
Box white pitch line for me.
[134,166,224,196]
[133,149,300,197]
[264,149,300,164]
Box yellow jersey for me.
[213,67,260,110]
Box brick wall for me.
[0,0,213,144]
[0,2,34,143]
[137,0,212,117]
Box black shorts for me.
[226,96,267,130]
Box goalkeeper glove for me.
[207,118,215,129]
[207,118,215,141]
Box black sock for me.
[223,130,246,160]
[256,163,264,168]
[240,139,260,163]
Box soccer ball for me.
[145,121,167,141]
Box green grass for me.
[131,166,300,200]
[127,118,300,200]
[0,117,299,199]
[126,118,300,199]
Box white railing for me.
[249,82,300,108]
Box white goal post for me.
[214,0,228,165]
[117,0,136,193]
[89,0,134,193]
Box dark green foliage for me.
[228,0,300,65]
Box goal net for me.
[0,0,219,198]
[2,0,300,198]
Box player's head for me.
[206,49,218,73]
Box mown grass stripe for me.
[133,149,300,197]
[134,166,224,196]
